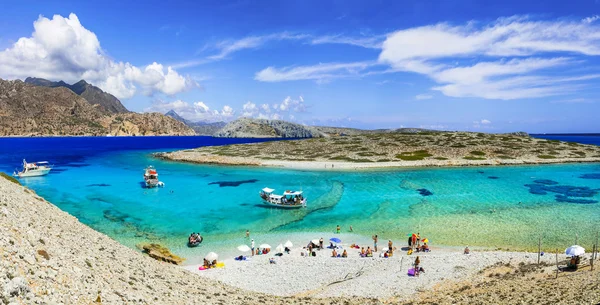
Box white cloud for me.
[310,35,384,49]
[207,32,309,61]
[582,15,600,24]
[480,119,491,124]
[255,61,378,82]
[0,13,196,99]
[377,16,600,100]
[238,96,306,120]
[145,99,232,122]
[242,101,258,117]
[415,94,433,100]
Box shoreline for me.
[156,151,600,171]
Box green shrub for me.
[396,150,433,161]
[470,151,486,156]
[433,157,448,160]
[497,155,515,159]
[463,156,486,160]
[537,155,556,159]
[0,172,21,185]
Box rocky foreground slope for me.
[0,79,194,136]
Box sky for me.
[1,0,600,133]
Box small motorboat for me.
[187,233,203,247]
[259,188,307,209]
[143,166,164,188]
[13,159,52,178]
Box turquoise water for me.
[16,149,600,259]
[2,136,599,262]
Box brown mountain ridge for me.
[0,78,195,136]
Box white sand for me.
[184,241,556,300]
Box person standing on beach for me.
[416,233,421,248]
[246,230,250,238]
[319,237,324,250]
[388,239,393,254]
[414,256,421,277]
[251,239,255,256]
[372,235,378,252]
[411,234,417,251]
[336,225,340,234]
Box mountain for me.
[165,110,226,136]
[216,117,324,138]
[0,79,195,136]
[24,77,129,114]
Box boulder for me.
[138,243,185,265]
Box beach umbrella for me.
[237,245,251,252]
[284,240,293,248]
[422,238,429,243]
[330,237,342,244]
[205,252,218,261]
[311,239,320,245]
[565,245,585,257]
[276,244,285,253]
[259,244,271,249]
[381,247,389,252]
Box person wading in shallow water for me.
[336,225,340,234]
[372,235,378,252]
[246,230,250,238]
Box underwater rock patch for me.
[488,176,499,179]
[555,195,598,204]
[525,184,597,197]
[533,179,559,185]
[417,188,433,196]
[580,173,600,179]
[208,179,259,187]
[87,183,111,187]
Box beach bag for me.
[407,268,415,276]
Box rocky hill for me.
[0,79,194,136]
[216,117,324,138]
[25,77,129,114]
[165,110,226,136]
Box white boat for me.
[143,166,164,188]
[13,159,52,178]
[259,188,306,209]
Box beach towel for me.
[407,268,415,276]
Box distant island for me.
[157,123,600,169]
[0,78,194,136]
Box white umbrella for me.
[237,245,251,252]
[311,239,320,245]
[565,245,585,257]
[259,244,271,249]
[381,247,389,252]
[284,240,293,248]
[205,252,218,261]
[276,244,284,253]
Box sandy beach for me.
[185,242,559,300]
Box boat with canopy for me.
[13,159,52,177]
[259,187,306,209]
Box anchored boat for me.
[143,166,164,188]
[13,159,52,178]
[259,187,307,209]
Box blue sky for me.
[1,0,600,133]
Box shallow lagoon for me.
[1,137,599,261]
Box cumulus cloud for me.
[582,15,600,24]
[415,94,433,100]
[145,99,233,122]
[473,119,492,128]
[0,13,196,99]
[378,16,600,100]
[240,96,306,120]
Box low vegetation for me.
[0,172,21,185]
